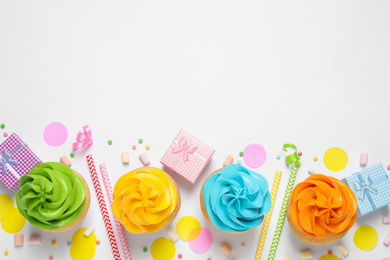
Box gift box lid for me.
[342,163,390,216]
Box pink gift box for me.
[160,129,215,184]
[0,133,42,191]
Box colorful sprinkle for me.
[51,240,56,246]
[313,156,318,161]
[146,145,150,150]
[387,165,390,170]
[4,250,9,256]
[241,243,246,248]
[70,152,75,158]
[298,151,302,156]
[239,151,244,157]
[207,258,211,260]
[67,241,72,246]
[0,124,5,129]
[3,132,8,137]
[139,139,143,144]
[49,257,54,260]
[108,140,112,145]
[178,254,182,259]
[327,250,332,255]
[96,240,100,245]
[143,247,148,253]
[237,160,242,164]
[276,154,281,160]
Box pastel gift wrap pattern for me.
[0,133,42,191]
[160,129,215,184]
[342,163,390,216]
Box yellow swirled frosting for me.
[112,168,179,234]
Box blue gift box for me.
[342,163,390,216]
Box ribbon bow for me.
[72,125,93,150]
[353,176,378,201]
[172,137,197,162]
[0,150,19,175]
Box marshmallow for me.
[223,155,234,167]
[29,235,41,246]
[14,234,23,247]
[220,242,232,256]
[139,152,150,166]
[360,152,368,166]
[308,165,321,175]
[337,243,349,256]
[383,216,390,224]
[83,225,95,237]
[60,155,71,167]
[384,232,390,246]
[121,152,129,164]
[283,257,292,260]
[300,249,313,259]
[167,229,179,242]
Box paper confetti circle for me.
[0,195,14,219]
[243,143,267,168]
[176,216,201,241]
[70,228,97,260]
[318,254,342,260]
[43,122,68,146]
[1,207,26,233]
[151,237,176,260]
[353,225,378,251]
[324,147,348,172]
[188,227,213,253]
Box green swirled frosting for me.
[16,162,86,230]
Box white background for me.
[1,1,390,259]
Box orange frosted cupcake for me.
[286,174,357,245]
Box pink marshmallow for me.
[384,232,390,245]
[29,235,41,246]
[383,216,390,224]
[60,155,71,167]
[139,152,150,166]
[360,152,368,166]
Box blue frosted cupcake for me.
[200,164,271,233]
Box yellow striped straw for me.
[254,170,282,260]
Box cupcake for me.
[16,162,90,232]
[200,164,271,233]
[286,174,358,245]
[112,167,181,234]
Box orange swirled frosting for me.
[290,174,357,238]
[112,168,178,234]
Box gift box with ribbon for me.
[342,163,390,216]
[160,129,215,184]
[0,133,42,191]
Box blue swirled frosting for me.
[202,164,271,232]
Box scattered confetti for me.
[239,151,244,157]
[176,216,201,241]
[3,132,8,137]
[1,124,5,129]
[143,247,148,253]
[146,145,150,150]
[151,237,175,260]
[324,147,348,172]
[70,152,75,158]
[139,139,143,144]
[276,154,281,160]
[313,156,318,161]
[353,225,378,251]
[298,151,302,156]
[43,122,68,147]
[132,145,136,150]
[188,227,213,253]
[4,250,9,256]
[70,228,97,260]
[1,207,26,234]
[108,140,112,145]
[51,240,56,246]
[237,160,242,164]
[242,143,267,168]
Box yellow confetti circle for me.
[151,237,175,260]
[70,228,97,260]
[353,225,378,251]
[1,208,26,234]
[176,216,201,241]
[318,254,342,260]
[324,147,348,172]
[0,195,15,219]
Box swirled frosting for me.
[112,168,179,234]
[16,162,86,230]
[202,164,271,232]
[290,174,357,238]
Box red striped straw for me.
[99,163,132,260]
[86,155,121,260]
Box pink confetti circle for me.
[242,143,267,168]
[382,258,390,260]
[188,227,213,253]
[43,122,68,147]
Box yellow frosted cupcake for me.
[112,167,181,234]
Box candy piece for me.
[383,216,390,224]
[146,146,150,150]
[3,132,8,137]
[132,145,136,150]
[298,151,302,156]
[240,243,245,248]
[14,234,23,247]
[313,156,318,161]
[220,242,232,256]
[96,240,100,245]
[143,247,147,252]
[60,155,71,167]
[360,152,368,166]
[283,257,292,260]
[223,155,234,167]
[121,152,129,164]
[70,152,75,158]
[237,160,242,164]
[167,229,179,242]
[337,243,349,256]
[239,151,244,157]
[0,124,5,129]
[139,152,150,166]
[308,165,321,175]
[300,249,313,259]
[49,257,54,260]
[51,240,56,246]
[139,139,143,144]
[384,232,390,246]
[83,225,95,237]
[29,235,41,246]
[276,154,281,160]
[388,165,390,170]
[4,250,9,256]
[108,140,112,145]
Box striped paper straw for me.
[99,164,132,260]
[254,170,282,260]
[267,144,302,260]
[86,155,121,260]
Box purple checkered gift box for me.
[160,129,215,184]
[0,133,42,191]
